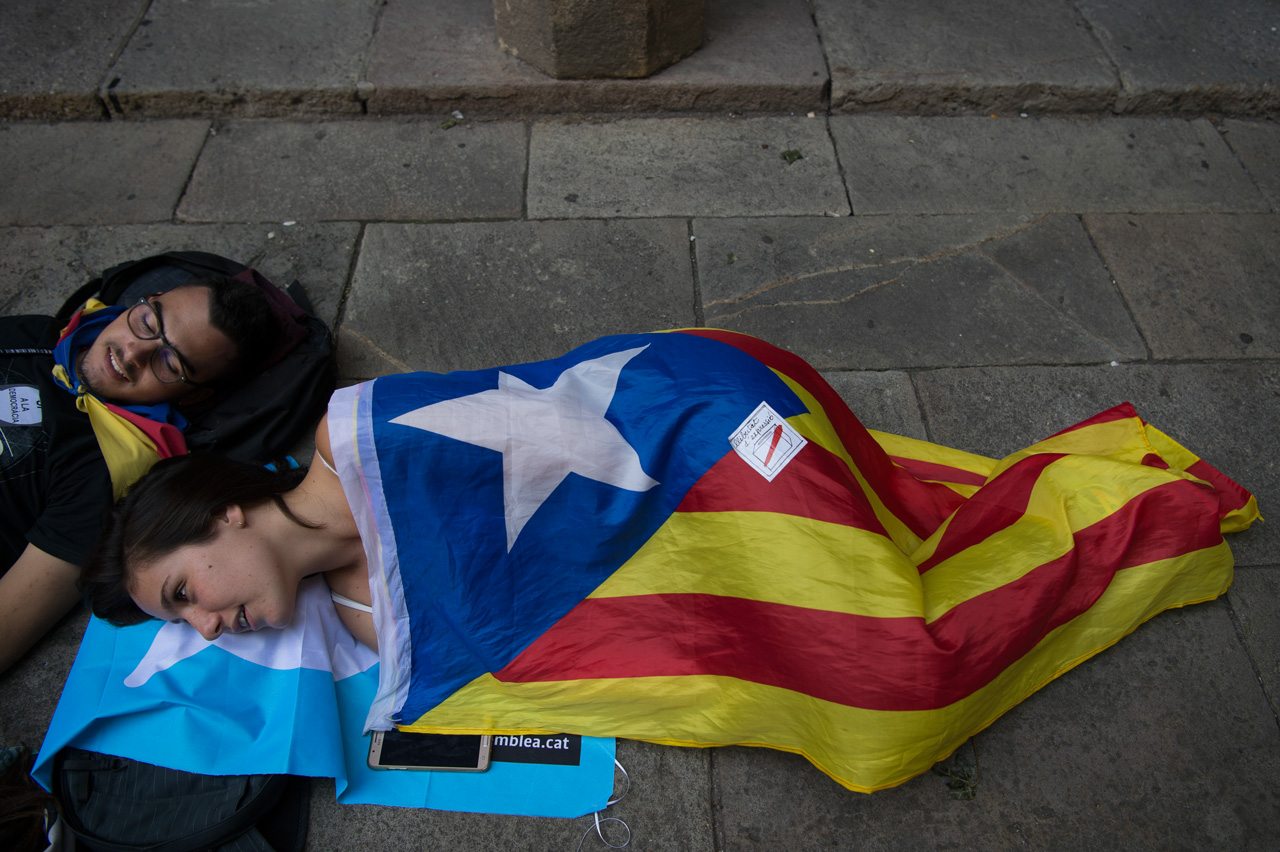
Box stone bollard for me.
[492,0,704,79]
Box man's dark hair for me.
[172,276,276,386]
[81,453,315,627]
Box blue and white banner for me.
[34,577,615,816]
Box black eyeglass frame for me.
[124,297,205,387]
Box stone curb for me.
[2,0,1277,122]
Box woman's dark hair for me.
[81,453,314,627]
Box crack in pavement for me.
[705,215,1050,322]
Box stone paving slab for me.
[596,742,716,852]
[694,214,1143,370]
[1078,0,1280,115]
[712,600,1280,851]
[912,362,1280,567]
[823,371,928,440]
[978,213,1149,355]
[105,0,378,118]
[305,786,582,852]
[366,0,826,116]
[831,116,1268,215]
[0,611,87,752]
[1085,213,1280,360]
[339,220,696,378]
[1228,565,1280,717]
[0,120,209,226]
[1224,119,1280,212]
[176,119,526,223]
[813,0,1118,115]
[528,117,847,219]
[0,0,138,120]
[0,223,358,322]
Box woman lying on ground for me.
[82,431,377,650]
[80,329,1258,793]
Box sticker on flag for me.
[729,401,807,481]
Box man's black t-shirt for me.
[0,315,113,571]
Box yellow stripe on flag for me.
[401,541,1233,793]
[79,395,161,500]
[988,415,1155,480]
[1142,422,1261,532]
[918,453,1199,621]
[588,511,923,619]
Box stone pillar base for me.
[493,0,704,79]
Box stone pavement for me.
[1,0,1278,849]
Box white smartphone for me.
[367,731,492,772]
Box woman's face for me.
[129,515,298,640]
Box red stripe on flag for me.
[677,329,966,538]
[915,453,1062,575]
[495,477,1224,711]
[1187,460,1253,517]
[1036,401,1251,518]
[103,402,188,458]
[677,443,890,535]
[888,456,989,487]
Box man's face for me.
[75,286,238,406]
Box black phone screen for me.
[375,732,485,768]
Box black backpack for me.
[54,251,336,463]
[55,748,309,852]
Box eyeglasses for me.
[125,298,201,386]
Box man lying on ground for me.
[0,278,275,674]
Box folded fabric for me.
[35,577,617,817]
[51,301,188,498]
[328,329,1257,793]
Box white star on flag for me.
[391,345,660,550]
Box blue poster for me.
[34,578,615,817]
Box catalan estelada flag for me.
[327,329,1258,793]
